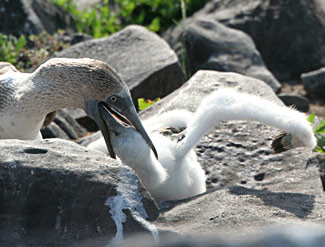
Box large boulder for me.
[0,0,76,36]
[163,19,281,92]
[0,139,159,247]
[191,0,325,82]
[55,25,186,104]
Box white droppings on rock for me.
[105,168,159,245]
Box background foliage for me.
[52,0,210,37]
[308,113,325,153]
[1,0,209,70]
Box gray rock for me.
[307,154,325,191]
[41,121,70,139]
[141,70,282,118]
[41,109,88,140]
[56,109,88,138]
[0,139,159,247]
[302,67,325,98]
[191,0,325,82]
[163,19,281,92]
[62,33,93,46]
[55,25,186,105]
[156,154,322,236]
[119,224,325,247]
[278,93,310,112]
[63,107,99,132]
[0,0,76,36]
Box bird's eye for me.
[111,96,118,102]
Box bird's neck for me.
[176,89,315,157]
[15,69,86,118]
[121,152,167,190]
[113,131,168,189]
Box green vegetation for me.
[20,31,70,70]
[0,34,26,66]
[1,0,209,71]
[52,0,119,38]
[52,0,209,37]
[0,31,69,71]
[308,113,325,153]
[138,98,160,111]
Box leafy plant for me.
[52,0,210,37]
[0,34,26,65]
[308,113,325,153]
[138,98,160,111]
[52,0,120,38]
[116,0,210,33]
[19,30,70,70]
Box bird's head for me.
[37,58,157,159]
[74,58,158,160]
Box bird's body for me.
[88,88,316,201]
[0,58,157,158]
[0,71,45,139]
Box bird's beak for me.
[86,99,116,158]
[86,97,158,160]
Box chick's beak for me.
[104,96,158,159]
[86,99,116,159]
[86,97,158,160]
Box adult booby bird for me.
[87,88,316,201]
[0,58,157,158]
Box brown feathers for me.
[271,132,294,153]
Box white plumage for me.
[87,88,316,201]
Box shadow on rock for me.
[228,186,315,219]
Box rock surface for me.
[302,67,325,98]
[41,109,88,140]
[141,70,282,117]
[163,19,281,92]
[0,139,159,247]
[191,0,325,82]
[278,93,310,112]
[119,224,325,247]
[55,25,186,104]
[0,0,76,36]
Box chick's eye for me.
[111,96,118,102]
